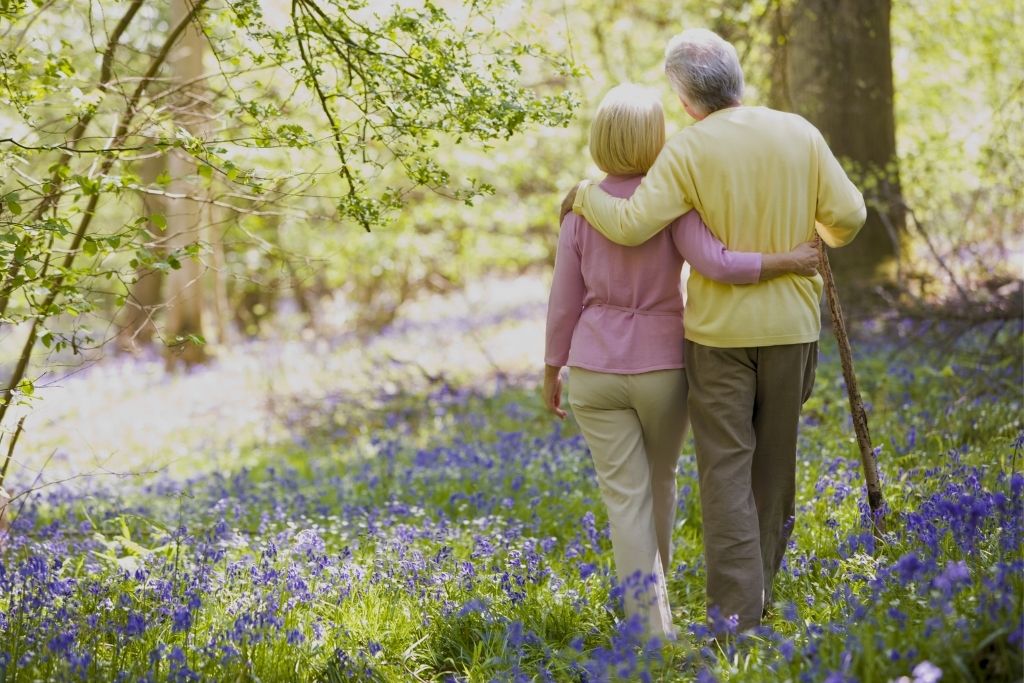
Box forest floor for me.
[1,275,1022,682]
[8,274,551,484]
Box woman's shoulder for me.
[598,174,643,199]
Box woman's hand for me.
[758,239,820,280]
[543,365,567,419]
[559,183,582,222]
[787,239,820,276]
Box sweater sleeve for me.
[544,216,586,367]
[812,126,868,248]
[670,210,762,284]
[572,135,695,247]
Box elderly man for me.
[561,29,866,631]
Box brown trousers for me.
[684,341,817,631]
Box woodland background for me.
[0,0,1019,385]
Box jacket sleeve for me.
[544,216,586,367]
[670,210,762,284]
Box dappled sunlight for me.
[8,276,549,485]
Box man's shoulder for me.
[733,108,825,157]
[747,106,818,132]
[666,125,699,147]
[674,106,818,138]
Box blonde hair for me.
[589,84,665,176]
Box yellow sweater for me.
[573,105,866,348]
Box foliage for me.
[0,0,576,405]
[0,331,1021,681]
[0,0,1017,390]
[889,0,1023,297]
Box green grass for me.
[1,333,1021,682]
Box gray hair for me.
[663,29,744,115]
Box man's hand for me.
[542,365,567,419]
[559,182,583,222]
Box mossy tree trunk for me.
[770,0,904,301]
[117,155,166,352]
[163,0,209,366]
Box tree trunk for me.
[117,155,166,352]
[206,202,232,346]
[770,0,903,298]
[163,0,208,367]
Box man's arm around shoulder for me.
[564,133,696,247]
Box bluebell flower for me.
[893,552,926,584]
[124,611,146,638]
[932,560,970,595]
[1009,621,1023,649]
[457,598,489,618]
[580,511,601,548]
[1010,472,1024,497]
[696,668,718,683]
[506,620,528,648]
[67,650,91,677]
[47,629,76,655]
[172,607,192,632]
[707,606,739,636]
[168,645,186,667]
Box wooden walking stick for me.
[817,242,887,534]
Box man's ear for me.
[680,96,699,121]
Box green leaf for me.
[150,214,167,230]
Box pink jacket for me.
[545,175,762,373]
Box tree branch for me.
[0,0,210,430]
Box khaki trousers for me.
[684,341,817,632]
[568,367,689,639]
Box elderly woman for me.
[542,83,817,640]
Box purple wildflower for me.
[172,607,192,633]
